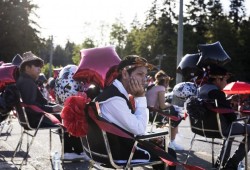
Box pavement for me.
[0,114,250,170]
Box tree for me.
[72,38,95,65]
[109,19,128,57]
[72,45,82,65]
[64,41,75,65]
[42,63,54,78]
[53,45,67,67]
[0,0,41,62]
[123,27,140,58]
[145,0,158,26]
[38,38,53,63]
[185,0,209,43]
[233,18,250,81]
[229,0,246,29]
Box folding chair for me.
[185,98,248,169]
[0,88,16,139]
[81,102,169,170]
[0,112,14,140]
[10,88,64,170]
[148,106,182,143]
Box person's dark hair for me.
[117,55,153,81]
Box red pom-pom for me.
[61,94,91,137]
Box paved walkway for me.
[0,115,249,170]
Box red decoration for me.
[129,94,135,112]
[73,46,121,89]
[104,65,119,87]
[60,93,91,137]
[53,68,62,79]
[0,64,18,91]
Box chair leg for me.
[150,112,158,133]
[11,129,25,162]
[211,138,214,166]
[185,133,196,164]
[4,123,13,141]
[19,129,39,169]
[217,138,230,170]
[81,135,93,159]
[244,118,248,169]
[0,122,5,136]
[61,128,64,162]
[49,127,64,161]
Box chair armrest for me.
[148,107,181,121]
[208,107,236,114]
[233,117,248,122]
[135,131,169,140]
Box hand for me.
[128,76,145,97]
[53,104,63,112]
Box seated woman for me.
[146,70,184,150]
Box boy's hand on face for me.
[129,77,145,97]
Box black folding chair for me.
[10,86,64,170]
[185,98,248,169]
[81,102,170,169]
[81,102,205,170]
[0,112,14,140]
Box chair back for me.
[186,97,222,138]
[81,108,113,167]
[4,84,33,130]
[189,111,222,138]
[14,99,34,130]
[0,84,19,123]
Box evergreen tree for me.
[0,0,41,62]
[229,0,246,29]
[109,19,128,57]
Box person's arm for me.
[100,96,149,135]
[158,91,171,110]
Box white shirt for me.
[98,79,149,135]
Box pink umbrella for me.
[223,81,250,94]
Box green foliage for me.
[72,38,95,65]
[110,19,128,57]
[229,0,246,29]
[72,45,82,65]
[42,63,54,78]
[0,0,41,62]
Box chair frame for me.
[0,112,14,140]
[148,107,181,143]
[81,102,169,170]
[185,99,248,169]
[11,97,64,170]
